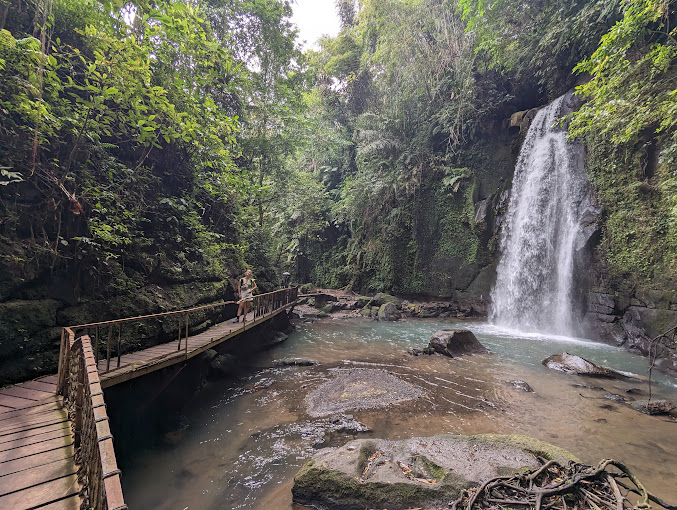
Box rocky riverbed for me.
[114,318,677,510]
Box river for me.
[116,317,677,509]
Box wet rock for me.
[325,414,370,435]
[604,392,627,402]
[163,414,190,446]
[305,368,424,418]
[378,302,400,321]
[260,331,289,349]
[625,387,644,395]
[292,434,577,510]
[542,352,621,378]
[273,357,318,367]
[407,347,435,356]
[588,292,616,315]
[274,415,371,446]
[209,354,237,377]
[356,296,373,308]
[428,329,488,357]
[373,293,403,308]
[203,348,218,361]
[571,383,605,391]
[630,400,676,415]
[508,380,534,392]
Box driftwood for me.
[450,458,677,510]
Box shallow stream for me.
[118,318,677,509]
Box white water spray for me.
[490,92,593,337]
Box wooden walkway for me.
[0,287,297,509]
[0,375,80,510]
[96,304,293,388]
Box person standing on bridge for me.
[235,269,257,322]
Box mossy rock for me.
[292,434,577,510]
[374,293,403,307]
[299,283,316,294]
[378,302,400,321]
[356,296,373,308]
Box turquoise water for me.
[118,318,677,509]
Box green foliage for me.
[569,0,677,153]
[458,0,621,95]
[0,0,298,301]
[584,132,677,284]
[564,0,677,286]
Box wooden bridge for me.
[0,287,297,510]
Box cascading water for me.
[490,92,596,337]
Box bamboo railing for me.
[58,329,127,510]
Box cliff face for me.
[580,127,677,373]
[585,286,677,375]
[402,99,676,373]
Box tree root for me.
[449,458,676,510]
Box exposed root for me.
[449,459,677,510]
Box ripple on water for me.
[118,319,677,510]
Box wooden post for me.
[106,324,112,372]
[94,327,99,364]
[184,313,189,356]
[57,328,66,395]
[177,316,182,350]
[117,323,122,368]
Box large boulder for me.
[541,352,622,378]
[428,329,488,357]
[209,354,237,377]
[378,302,400,321]
[374,292,403,307]
[292,434,577,510]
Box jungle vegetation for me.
[0,0,675,304]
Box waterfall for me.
[490,92,594,337]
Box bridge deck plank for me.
[36,375,58,385]
[0,421,71,451]
[0,472,79,510]
[37,494,81,510]
[18,381,59,394]
[0,407,67,434]
[0,386,80,510]
[0,394,38,410]
[0,400,62,424]
[0,434,74,463]
[0,386,54,402]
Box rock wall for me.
[0,274,237,386]
[586,287,677,376]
